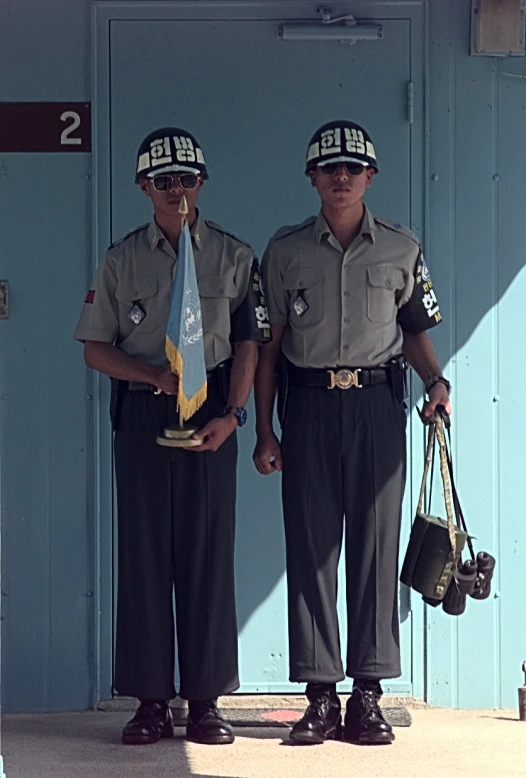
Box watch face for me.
[236,408,247,427]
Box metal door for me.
[99,5,423,697]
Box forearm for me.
[84,341,159,384]
[402,331,443,384]
[227,341,259,408]
[254,341,281,436]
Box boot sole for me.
[343,729,394,746]
[121,722,174,745]
[289,721,342,745]
[186,733,235,745]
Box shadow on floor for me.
[2,711,247,778]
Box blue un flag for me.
[165,220,207,420]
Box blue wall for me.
[423,1,526,708]
[0,0,93,710]
[1,0,525,712]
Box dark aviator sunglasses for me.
[319,162,366,176]
[151,173,200,191]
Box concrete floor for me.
[2,709,526,778]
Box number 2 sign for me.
[0,103,91,152]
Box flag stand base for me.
[156,424,204,448]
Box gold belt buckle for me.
[328,368,362,390]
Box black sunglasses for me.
[151,173,200,191]
[319,162,366,176]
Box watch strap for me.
[425,375,451,395]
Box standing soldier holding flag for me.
[74,126,270,746]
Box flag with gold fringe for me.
[165,210,207,421]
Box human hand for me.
[151,365,179,395]
[189,415,238,452]
[253,432,283,475]
[422,382,452,421]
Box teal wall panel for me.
[0,0,94,712]
[0,0,89,101]
[495,59,526,709]
[424,0,526,710]
[426,1,501,709]
[0,0,525,712]
[0,154,93,711]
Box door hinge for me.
[0,281,8,319]
[407,81,414,124]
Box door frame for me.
[91,0,429,705]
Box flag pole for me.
[178,195,189,430]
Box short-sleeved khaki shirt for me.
[74,214,267,370]
[261,208,441,369]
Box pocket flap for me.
[198,275,237,298]
[283,267,323,290]
[115,277,157,302]
[367,266,405,290]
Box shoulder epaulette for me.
[269,216,316,243]
[373,216,420,245]
[108,223,149,250]
[205,220,253,249]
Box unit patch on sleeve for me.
[85,290,95,304]
[397,252,442,334]
[230,259,271,343]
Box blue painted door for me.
[106,12,421,696]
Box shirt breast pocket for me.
[283,267,324,328]
[198,275,237,301]
[198,274,237,330]
[366,266,405,324]
[115,277,158,334]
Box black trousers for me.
[281,382,407,683]
[113,381,239,701]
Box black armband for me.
[230,258,271,342]
[398,251,443,334]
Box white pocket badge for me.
[128,304,146,325]
[293,295,309,317]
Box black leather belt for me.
[287,364,390,390]
[127,382,165,392]
[127,360,230,392]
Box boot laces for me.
[190,699,220,721]
[305,693,332,719]
[361,689,381,716]
[137,700,167,717]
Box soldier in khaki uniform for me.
[75,127,270,746]
[253,120,452,746]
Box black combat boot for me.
[343,680,394,745]
[186,700,235,745]
[121,700,174,745]
[289,683,342,744]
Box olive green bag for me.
[400,412,467,602]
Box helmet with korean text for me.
[305,120,378,174]
[135,126,209,182]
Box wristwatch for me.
[425,375,452,396]
[223,406,247,427]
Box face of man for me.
[309,163,374,211]
[139,172,203,220]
